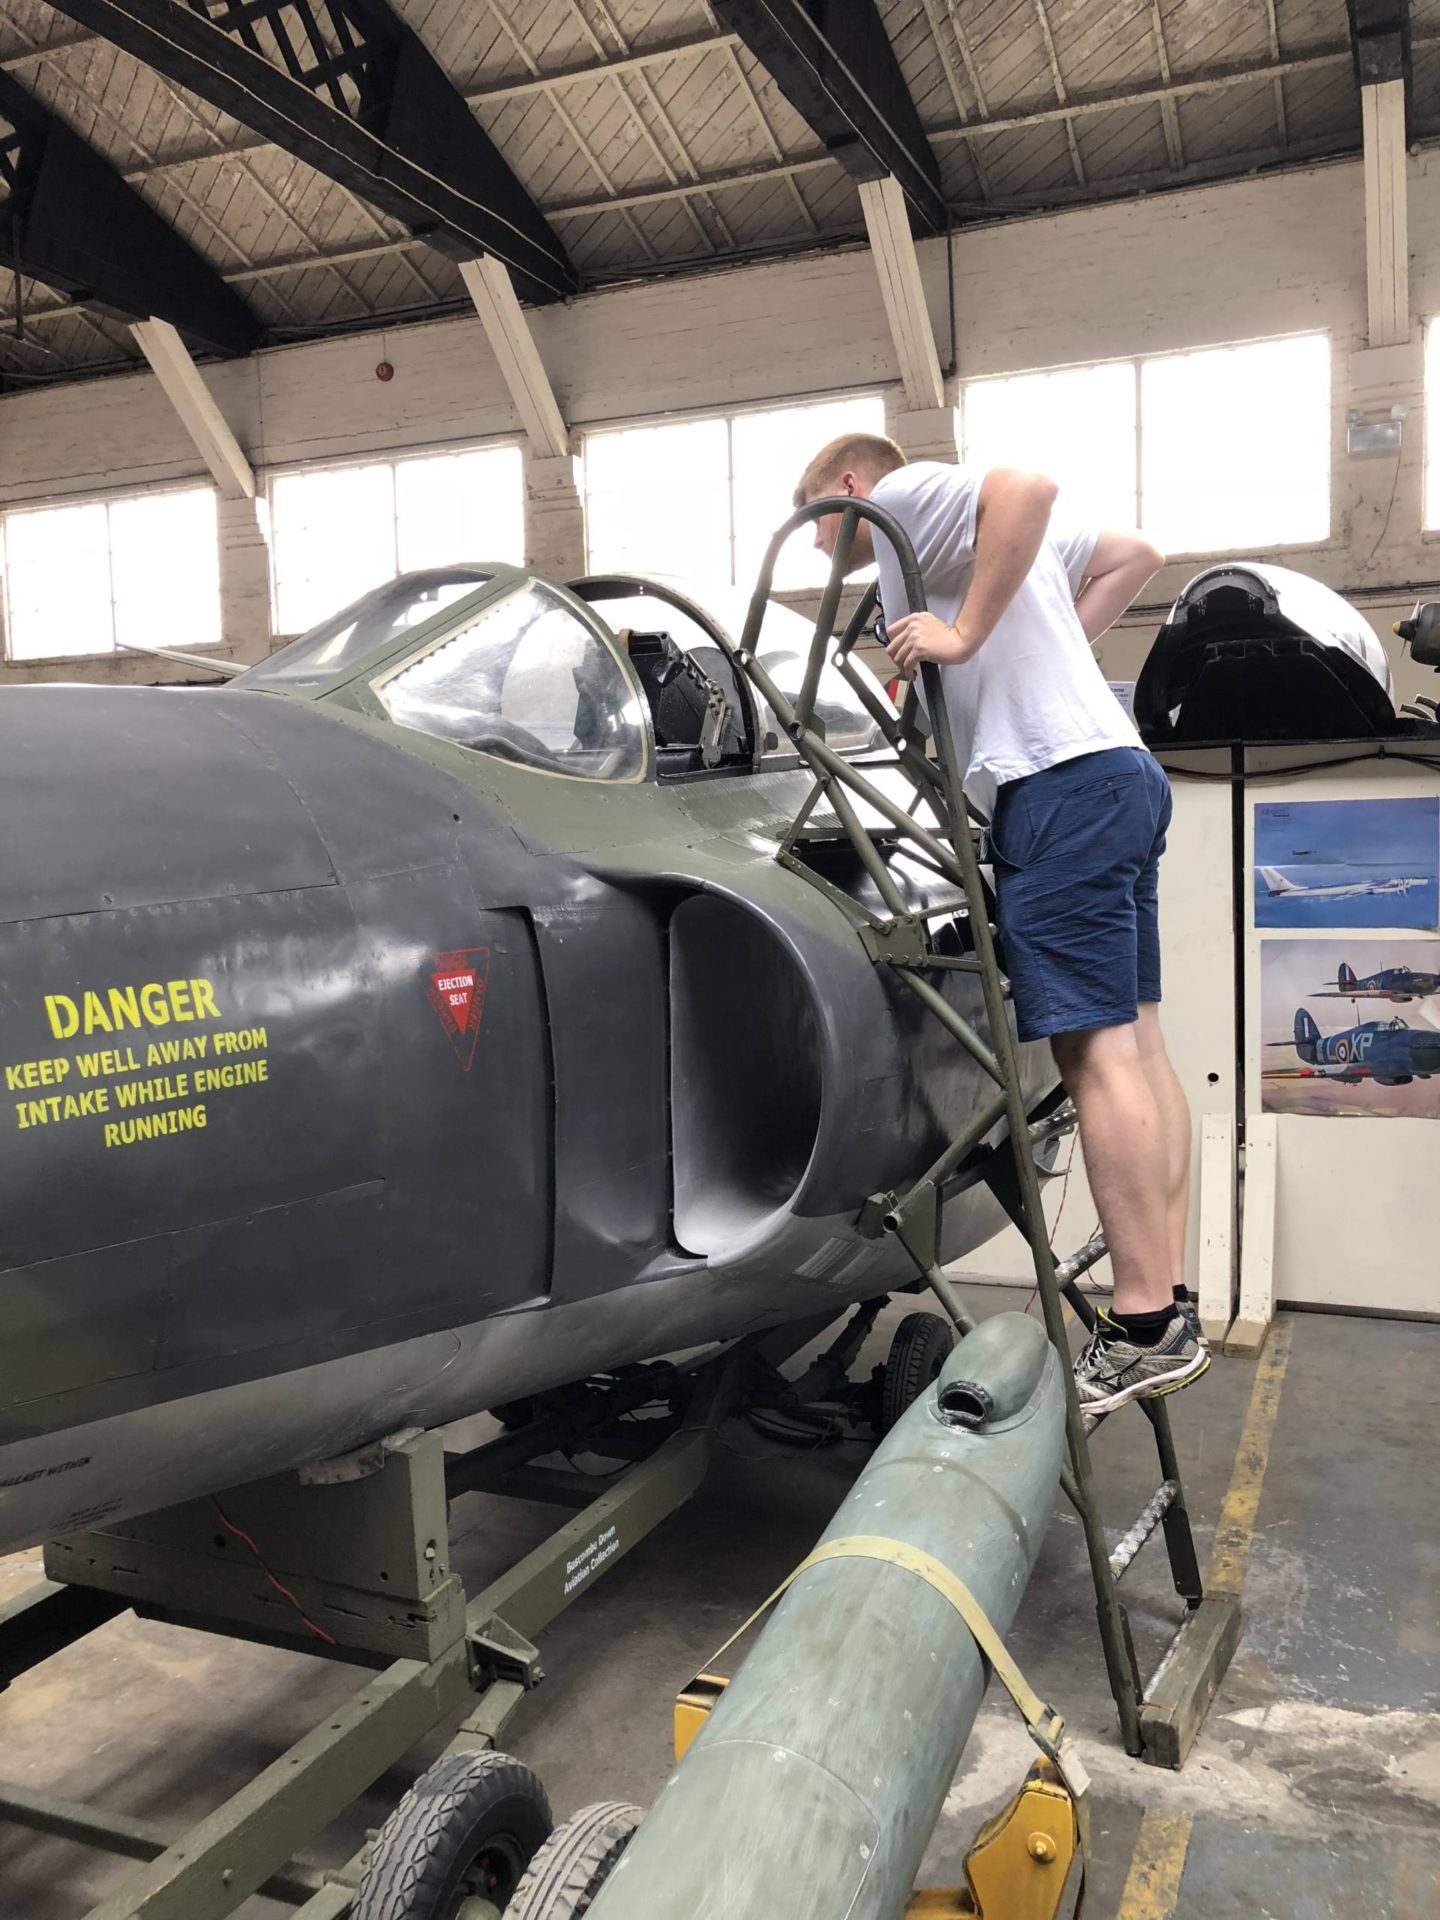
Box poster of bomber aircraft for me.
[1261,939,1440,1118]
[1254,797,1439,930]
[1251,787,1440,921]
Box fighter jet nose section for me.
[1135,563,1399,744]
[668,894,822,1256]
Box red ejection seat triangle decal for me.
[421,948,491,1070]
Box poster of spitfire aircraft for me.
[1261,938,1440,1118]
[1254,796,1439,930]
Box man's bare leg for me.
[1050,1021,1173,1317]
[1134,1002,1191,1293]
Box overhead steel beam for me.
[0,69,259,357]
[43,0,579,304]
[1350,0,1411,345]
[708,0,946,232]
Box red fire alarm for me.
[375,360,394,382]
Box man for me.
[793,433,1204,1414]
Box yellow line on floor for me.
[1115,1808,1193,1920]
[1110,1318,1294,1917]
[1206,1314,1295,1596]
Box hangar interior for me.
[0,1,1437,1917]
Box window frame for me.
[265,435,525,639]
[0,478,223,666]
[961,330,1335,563]
[580,385,889,590]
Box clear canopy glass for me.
[374,582,647,782]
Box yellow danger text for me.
[45,978,222,1041]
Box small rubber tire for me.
[879,1312,955,1433]
[504,1800,643,1919]
[351,1750,552,1920]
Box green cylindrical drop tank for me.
[587,1310,1065,1920]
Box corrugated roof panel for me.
[1162,0,1274,71]
[1080,101,1172,179]
[971,121,1077,197]
[1275,0,1351,42]
[1051,0,1167,97]
[1278,65,1362,144]
[0,0,1407,381]
[1177,76,1293,160]
[967,0,1061,109]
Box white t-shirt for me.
[870,463,1140,816]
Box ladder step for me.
[1055,1229,1107,1287]
[1107,1480,1179,1581]
[1028,1100,1078,1146]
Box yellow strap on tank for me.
[799,1536,1065,1756]
[678,1530,1091,1910]
[681,1530,1085,1794]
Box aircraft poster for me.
[1260,938,1440,1118]
[1253,796,1439,930]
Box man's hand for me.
[885,611,980,675]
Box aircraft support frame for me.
[718,498,1241,1768]
[0,1342,761,1918]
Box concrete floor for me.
[0,1291,1436,1918]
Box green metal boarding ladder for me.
[717,496,1240,1769]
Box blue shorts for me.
[989,747,1172,1043]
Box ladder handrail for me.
[719,497,1235,1766]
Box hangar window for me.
[962,333,1330,557]
[583,392,886,593]
[0,485,221,663]
[374,581,647,782]
[1140,335,1330,552]
[269,444,523,635]
[963,360,1138,527]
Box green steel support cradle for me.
[718,496,1240,1768]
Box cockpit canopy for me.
[235,565,893,784]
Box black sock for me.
[1105,1306,1172,1348]
[1173,1284,1191,1306]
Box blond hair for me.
[792,432,906,508]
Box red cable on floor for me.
[210,1496,337,1646]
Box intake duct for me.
[669,895,822,1256]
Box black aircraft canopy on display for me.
[0,566,1059,1554]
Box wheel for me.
[879,1311,954,1433]
[352,1750,552,1920]
[504,1800,643,1919]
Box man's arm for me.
[885,468,1057,672]
[1073,529,1165,643]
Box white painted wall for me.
[5,150,1440,689]
[1239,749,1440,1318]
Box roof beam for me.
[708,0,946,232]
[458,255,569,459]
[92,39,1411,202]
[0,69,259,357]
[1351,0,1411,346]
[42,0,579,303]
[858,175,943,410]
[131,316,255,497]
[1033,0,1085,183]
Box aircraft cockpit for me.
[235,564,891,786]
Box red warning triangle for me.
[421,947,491,1071]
